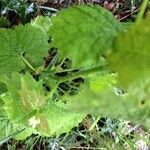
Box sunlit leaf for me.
[0,73,84,139]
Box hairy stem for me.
[49,65,108,83]
[136,0,149,23]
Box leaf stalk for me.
[21,55,37,73]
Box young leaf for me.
[20,74,45,111]
[0,73,45,125]
[49,5,123,67]
[0,73,85,139]
[108,17,150,89]
[0,24,49,75]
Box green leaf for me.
[20,74,45,111]
[0,73,44,125]
[31,16,51,34]
[0,74,42,140]
[0,121,33,141]
[0,110,29,141]
[36,101,85,136]
[1,92,35,125]
[68,87,150,129]
[106,17,150,126]
[0,24,49,75]
[87,73,117,92]
[49,5,123,67]
[65,72,149,129]
[0,72,21,97]
[108,17,150,89]
[66,73,117,115]
[0,73,84,139]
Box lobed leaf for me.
[0,73,84,139]
[0,24,49,75]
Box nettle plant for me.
[0,5,149,140]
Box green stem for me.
[46,83,59,100]
[136,0,149,23]
[49,65,108,83]
[46,65,107,100]
[21,55,36,73]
